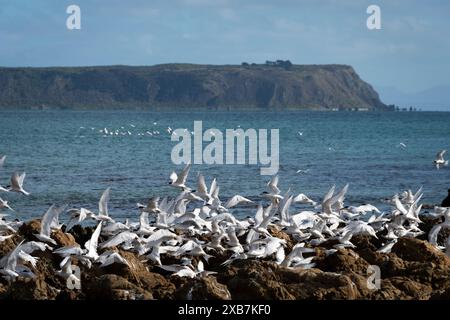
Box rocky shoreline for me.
[0,215,449,300]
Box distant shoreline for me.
[1,108,445,112]
[0,63,391,111]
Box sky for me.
[1,0,449,107]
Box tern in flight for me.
[434,150,448,169]
[169,163,192,191]
[8,172,30,195]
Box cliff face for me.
[0,64,389,110]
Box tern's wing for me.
[225,195,242,209]
[330,184,349,206]
[209,178,217,197]
[40,205,60,237]
[322,185,335,205]
[18,172,26,187]
[10,172,21,190]
[85,221,102,254]
[254,204,264,226]
[268,175,280,194]
[177,163,191,184]
[394,196,408,215]
[437,150,446,160]
[99,187,111,216]
[100,231,136,248]
[197,174,208,195]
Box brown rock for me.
[370,280,410,300]
[52,229,77,247]
[0,235,19,257]
[17,219,41,240]
[94,249,176,299]
[4,275,59,300]
[66,225,95,247]
[83,274,153,300]
[392,237,450,265]
[219,259,361,300]
[277,268,361,299]
[351,234,382,252]
[268,225,294,251]
[371,277,432,300]
[174,276,232,300]
[315,248,370,275]
[387,277,432,299]
[16,219,76,247]
[418,214,450,245]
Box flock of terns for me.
[0,150,449,284]
[79,124,190,138]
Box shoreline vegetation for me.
[0,63,392,111]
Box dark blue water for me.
[0,110,449,220]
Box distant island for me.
[0,62,391,111]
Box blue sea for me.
[0,110,449,221]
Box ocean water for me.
[0,110,449,221]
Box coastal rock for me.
[83,274,153,300]
[2,217,450,300]
[315,248,370,275]
[392,237,450,265]
[277,268,361,299]
[219,259,361,300]
[418,215,450,245]
[268,226,294,251]
[17,219,76,247]
[351,235,382,252]
[89,249,176,299]
[0,236,18,257]
[67,225,95,246]
[17,219,41,240]
[4,275,59,300]
[52,229,77,247]
[174,276,232,300]
[219,260,295,299]
[370,277,432,300]
[386,277,432,299]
